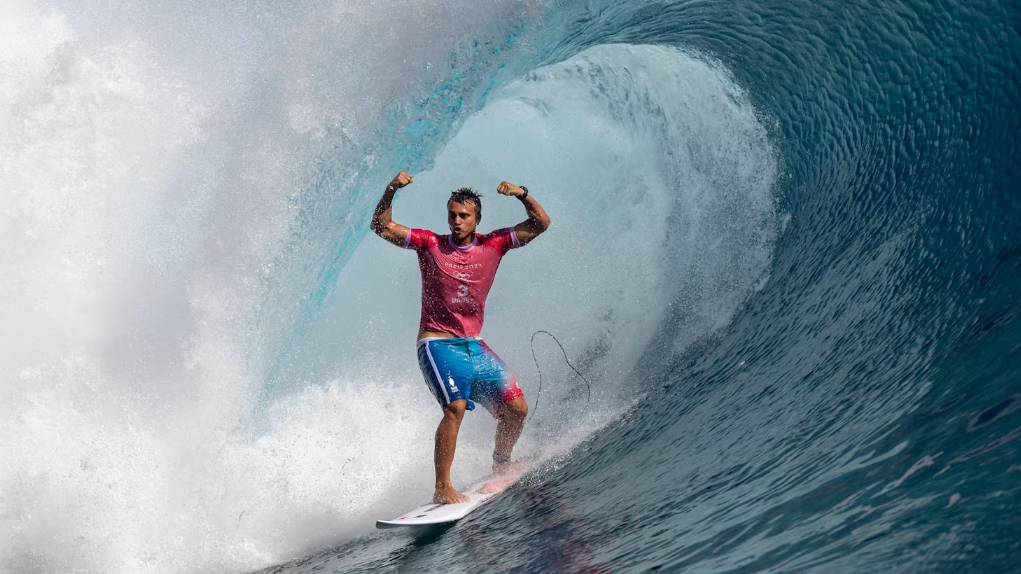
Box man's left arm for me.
[497,181,551,246]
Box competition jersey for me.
[404,228,521,338]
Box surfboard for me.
[376,466,527,530]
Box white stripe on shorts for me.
[423,340,451,404]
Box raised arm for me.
[370,171,413,247]
[497,181,551,245]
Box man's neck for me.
[452,232,475,247]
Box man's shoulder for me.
[408,228,442,248]
[478,228,510,243]
[479,228,519,252]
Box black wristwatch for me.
[518,186,529,201]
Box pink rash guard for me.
[404,228,520,338]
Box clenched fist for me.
[496,181,525,197]
[389,171,413,191]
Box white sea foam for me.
[0,0,539,572]
[0,1,775,568]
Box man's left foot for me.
[433,485,469,505]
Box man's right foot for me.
[433,485,469,505]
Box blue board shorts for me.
[416,338,524,417]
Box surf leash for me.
[528,330,592,421]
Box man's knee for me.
[503,397,528,420]
[443,400,468,421]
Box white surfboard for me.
[376,467,527,530]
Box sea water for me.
[2,0,1019,572]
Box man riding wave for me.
[370,171,551,504]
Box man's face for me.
[447,200,478,241]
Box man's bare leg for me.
[493,396,528,475]
[434,400,470,504]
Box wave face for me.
[2,0,1020,572]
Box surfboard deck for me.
[376,467,526,530]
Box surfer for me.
[370,171,551,504]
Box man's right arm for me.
[370,171,413,247]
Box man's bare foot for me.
[433,485,469,505]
